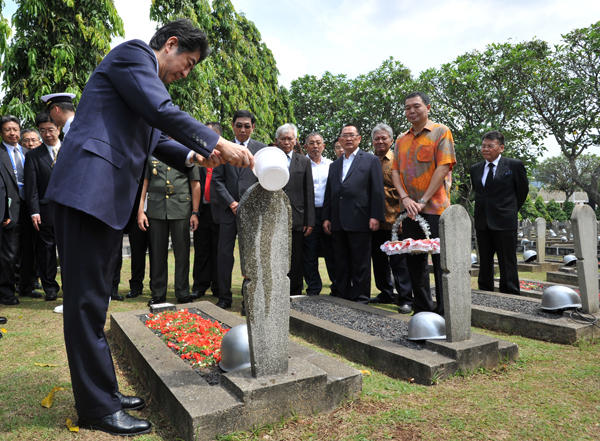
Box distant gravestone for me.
[522,219,533,239]
[237,183,291,376]
[535,217,546,262]
[440,205,472,342]
[571,205,599,314]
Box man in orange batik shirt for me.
[391,92,456,316]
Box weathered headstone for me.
[535,217,546,262]
[237,183,291,376]
[564,221,573,240]
[571,205,599,314]
[440,205,472,341]
[522,219,533,239]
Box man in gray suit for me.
[275,123,315,295]
[210,110,266,309]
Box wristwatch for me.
[191,211,200,216]
[417,198,427,205]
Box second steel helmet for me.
[407,312,446,341]
[541,285,582,311]
[219,324,251,372]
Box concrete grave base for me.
[289,296,517,385]
[547,270,600,289]
[517,261,563,272]
[110,301,361,441]
[471,290,600,344]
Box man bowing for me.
[45,19,253,436]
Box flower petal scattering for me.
[145,309,229,368]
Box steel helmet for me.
[549,229,557,237]
[541,285,582,311]
[560,235,568,242]
[407,312,446,341]
[521,238,530,246]
[563,254,577,267]
[471,253,478,265]
[219,324,251,372]
[523,249,537,262]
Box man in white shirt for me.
[302,132,336,296]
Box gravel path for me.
[291,297,424,350]
[471,292,563,319]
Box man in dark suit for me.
[470,130,528,295]
[0,146,19,306]
[323,124,385,303]
[24,113,61,301]
[192,122,222,298]
[44,20,253,436]
[0,116,27,305]
[211,110,266,309]
[276,123,315,295]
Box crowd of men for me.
[0,90,530,320]
[0,18,530,436]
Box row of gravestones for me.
[518,219,575,241]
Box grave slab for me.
[110,301,361,441]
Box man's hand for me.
[190,213,199,231]
[369,218,380,231]
[402,197,423,219]
[137,212,149,232]
[323,220,332,235]
[31,214,42,231]
[193,151,223,168]
[229,201,239,215]
[1,218,10,227]
[215,138,254,168]
[303,226,313,237]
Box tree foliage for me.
[533,156,580,202]
[0,1,11,65]
[1,0,124,125]
[545,200,567,222]
[290,57,412,158]
[150,0,294,143]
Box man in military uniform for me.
[137,157,201,305]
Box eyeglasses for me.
[234,123,252,129]
[340,133,359,139]
[39,128,57,134]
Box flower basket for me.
[380,212,440,255]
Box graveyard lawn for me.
[0,252,599,441]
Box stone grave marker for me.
[571,205,599,314]
[237,183,291,376]
[440,205,472,341]
[522,219,533,239]
[535,217,546,262]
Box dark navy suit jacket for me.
[323,149,384,232]
[24,145,54,225]
[470,156,529,231]
[46,39,220,230]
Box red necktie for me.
[204,168,213,202]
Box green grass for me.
[0,248,599,440]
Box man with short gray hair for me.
[368,124,412,311]
[276,123,315,295]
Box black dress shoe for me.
[126,291,141,299]
[34,280,42,290]
[177,295,192,304]
[21,290,43,299]
[78,409,151,436]
[44,292,58,301]
[398,304,412,314]
[0,297,19,305]
[215,299,232,309]
[369,295,395,304]
[147,297,166,306]
[112,293,124,301]
[190,290,204,299]
[116,391,146,410]
[0,317,7,324]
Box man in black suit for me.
[192,122,222,298]
[276,123,315,295]
[470,130,528,295]
[44,20,253,435]
[0,116,27,305]
[211,110,265,309]
[323,124,385,303]
[24,113,61,301]
[0,149,17,306]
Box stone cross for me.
[571,205,599,314]
[535,217,546,262]
[237,183,291,376]
[440,205,472,341]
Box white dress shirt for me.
[308,155,331,207]
[481,154,501,185]
[342,148,358,181]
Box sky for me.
[3,0,600,158]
